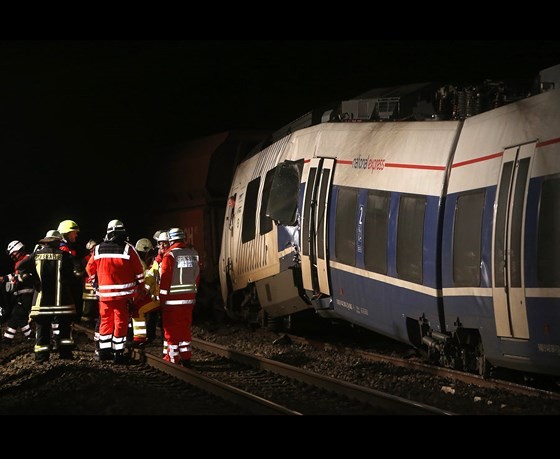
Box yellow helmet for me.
[57,220,80,234]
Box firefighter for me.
[86,220,145,364]
[55,219,83,347]
[19,233,77,362]
[151,230,169,276]
[145,230,169,342]
[128,238,159,347]
[0,240,35,344]
[159,227,200,367]
[33,229,61,253]
[81,239,99,325]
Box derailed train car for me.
[219,65,560,377]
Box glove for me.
[86,275,98,289]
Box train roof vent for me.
[539,64,560,93]
[341,97,400,121]
[376,97,400,120]
[340,98,377,121]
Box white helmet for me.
[156,231,169,243]
[107,219,125,233]
[135,238,154,252]
[168,227,185,243]
[7,240,24,255]
[85,239,98,251]
[106,219,127,242]
[45,229,62,240]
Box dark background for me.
[0,39,559,272]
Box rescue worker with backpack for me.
[86,220,145,364]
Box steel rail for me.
[192,337,455,415]
[73,324,301,415]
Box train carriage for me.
[219,68,560,377]
[441,89,560,375]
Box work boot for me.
[181,359,193,369]
[35,352,50,363]
[97,349,113,362]
[113,350,127,365]
[59,349,74,360]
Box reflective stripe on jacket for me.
[86,242,145,301]
[159,243,200,306]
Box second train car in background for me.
[219,66,560,378]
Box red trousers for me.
[161,304,194,364]
[98,298,129,340]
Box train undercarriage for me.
[409,315,487,377]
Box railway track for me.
[282,333,560,402]
[188,338,454,415]
[0,334,251,415]
[73,322,560,414]
[75,325,453,415]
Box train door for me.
[301,157,335,296]
[492,142,535,339]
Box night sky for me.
[1,39,559,272]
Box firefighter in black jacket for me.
[19,233,77,362]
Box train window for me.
[494,161,513,288]
[364,190,390,274]
[266,159,303,226]
[316,168,331,260]
[241,177,260,243]
[396,194,425,284]
[537,176,560,287]
[260,168,276,235]
[453,190,485,287]
[334,187,358,266]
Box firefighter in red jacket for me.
[159,227,200,367]
[0,240,35,343]
[81,238,99,325]
[86,219,145,364]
